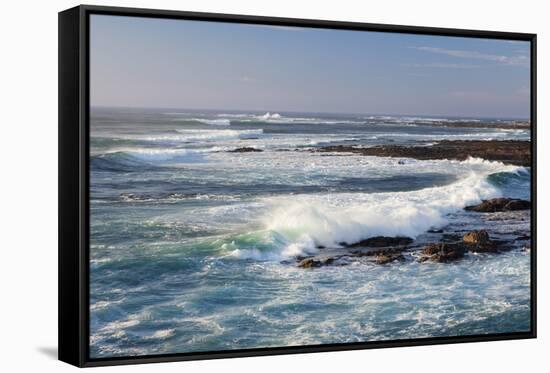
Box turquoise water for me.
[89,108,531,357]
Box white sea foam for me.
[145,329,176,340]
[173,128,263,141]
[259,167,510,255]
[258,112,282,120]
[210,112,367,125]
[123,148,203,163]
[180,118,231,126]
[105,128,265,144]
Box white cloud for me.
[404,62,480,69]
[413,46,529,67]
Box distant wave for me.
[91,148,207,171]
[172,118,231,126]
[362,115,482,123]
[173,128,264,141]
[258,112,282,120]
[97,128,265,145]
[213,112,367,125]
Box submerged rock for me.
[229,147,263,153]
[464,198,531,212]
[419,243,466,262]
[345,236,413,248]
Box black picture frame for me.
[59,4,537,367]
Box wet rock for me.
[463,230,490,244]
[346,236,413,248]
[319,140,530,166]
[466,237,509,253]
[441,233,461,242]
[229,147,263,153]
[460,230,502,253]
[298,257,334,268]
[515,235,531,241]
[375,253,405,264]
[464,198,531,212]
[427,228,444,233]
[419,243,466,262]
[503,199,531,211]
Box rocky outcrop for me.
[297,257,334,268]
[298,228,520,268]
[375,253,405,264]
[461,229,500,253]
[419,243,466,262]
[420,230,507,262]
[345,236,413,248]
[464,198,531,212]
[229,147,263,153]
[318,140,531,166]
[463,230,490,244]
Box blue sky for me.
[90,15,530,118]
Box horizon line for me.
[90,105,530,121]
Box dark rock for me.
[441,233,461,242]
[319,140,530,166]
[346,236,413,248]
[463,230,490,244]
[464,198,531,212]
[503,199,531,211]
[229,147,263,153]
[375,253,404,264]
[419,243,466,262]
[460,230,502,253]
[515,235,531,241]
[467,242,499,253]
[297,257,334,268]
[427,228,444,233]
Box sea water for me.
[89,108,531,357]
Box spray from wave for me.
[226,159,524,260]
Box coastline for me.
[317,140,531,166]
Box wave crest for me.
[262,172,501,251]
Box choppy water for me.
[89,108,531,357]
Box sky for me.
[90,15,531,118]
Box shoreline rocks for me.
[463,230,489,244]
[419,229,506,263]
[464,198,531,212]
[343,236,413,248]
[419,243,466,262]
[375,253,405,264]
[295,225,527,268]
[318,140,531,166]
[229,147,263,153]
[298,257,335,268]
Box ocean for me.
[89,108,531,357]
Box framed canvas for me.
[59,5,537,367]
